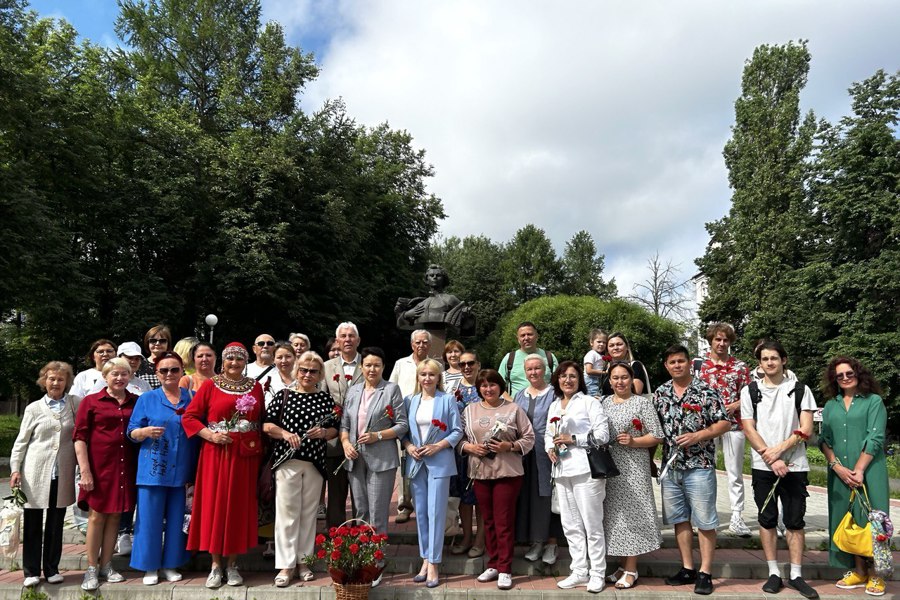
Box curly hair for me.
[822,356,882,399]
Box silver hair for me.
[410,329,432,343]
[289,332,310,345]
[335,322,359,337]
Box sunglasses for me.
[835,372,856,381]
[148,338,168,345]
[297,367,320,375]
[158,367,182,375]
[459,360,478,368]
[256,341,276,347]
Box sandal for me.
[866,576,886,596]
[606,568,625,584]
[274,569,293,587]
[298,566,315,582]
[451,542,471,555]
[615,570,639,589]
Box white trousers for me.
[274,459,323,569]
[716,430,745,514]
[557,472,606,579]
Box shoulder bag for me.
[833,484,873,558]
[585,430,619,479]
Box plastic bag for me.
[0,501,22,560]
[870,508,894,577]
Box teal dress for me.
[820,393,889,568]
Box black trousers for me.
[22,478,67,578]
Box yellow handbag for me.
[832,485,873,558]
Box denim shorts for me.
[661,467,719,530]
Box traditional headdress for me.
[222,342,249,361]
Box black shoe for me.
[665,567,697,586]
[694,571,713,595]
[788,577,819,599]
[763,574,784,593]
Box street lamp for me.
[205,314,219,345]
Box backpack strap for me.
[546,351,555,373]
[789,382,805,417]
[692,358,704,378]
[504,352,515,384]
[748,380,762,421]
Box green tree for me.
[696,40,820,359]
[502,224,562,303]
[485,296,683,387]
[559,230,617,299]
[813,70,900,417]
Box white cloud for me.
[267,0,900,306]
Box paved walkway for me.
[0,470,897,599]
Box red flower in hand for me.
[439,422,447,431]
[263,377,271,392]
[345,374,353,382]
[602,354,612,362]
[374,549,384,560]
[385,405,394,420]
[432,419,441,427]
[455,389,463,400]
[549,416,561,424]
[333,405,343,417]
[333,374,340,382]
[631,418,643,431]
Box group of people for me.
[8,320,890,597]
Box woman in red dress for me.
[74,357,139,592]
[182,342,264,589]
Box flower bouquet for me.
[408,419,447,479]
[467,418,509,489]
[305,519,387,599]
[335,405,395,474]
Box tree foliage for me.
[0,1,443,405]
[560,230,617,299]
[484,296,683,387]
[629,251,692,321]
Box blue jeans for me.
[661,467,718,530]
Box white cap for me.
[117,341,143,358]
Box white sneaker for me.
[542,543,559,565]
[558,573,590,589]
[205,567,223,589]
[587,576,605,593]
[81,566,99,591]
[161,568,182,582]
[23,576,40,587]
[143,570,159,585]
[100,563,125,583]
[477,568,500,583]
[729,514,752,538]
[524,542,544,562]
[115,532,133,555]
[226,566,243,586]
[46,574,64,584]
[498,573,513,590]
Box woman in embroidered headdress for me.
[182,342,264,589]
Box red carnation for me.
[315,534,326,545]
[333,536,344,547]
[549,416,560,424]
[175,407,185,415]
[877,533,888,542]
[432,419,441,427]
[350,526,360,537]
[349,543,360,555]
[385,405,394,419]
[439,422,447,431]
[374,549,384,560]
[455,389,462,400]
[602,354,612,362]
[263,378,271,392]
[359,534,369,543]
[317,549,326,559]
[632,418,643,431]
[333,405,343,417]
[333,374,340,382]
[338,526,350,536]
[345,374,353,382]
[331,550,341,561]
[329,527,337,537]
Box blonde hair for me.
[37,361,74,391]
[101,357,133,378]
[413,358,444,395]
[295,351,326,379]
[173,336,199,371]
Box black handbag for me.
[585,431,619,479]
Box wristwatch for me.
[572,435,578,446]
[376,431,383,441]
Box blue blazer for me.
[403,391,464,478]
[127,387,199,487]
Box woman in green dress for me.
[819,357,888,596]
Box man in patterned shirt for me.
[655,345,730,596]
[697,322,752,537]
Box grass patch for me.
[0,414,22,457]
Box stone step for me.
[22,543,898,581]
[0,572,889,600]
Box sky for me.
[26,0,900,297]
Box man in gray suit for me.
[322,322,364,528]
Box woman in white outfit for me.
[546,360,609,594]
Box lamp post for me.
[205,314,219,345]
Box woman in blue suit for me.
[403,358,463,587]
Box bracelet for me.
[828,458,842,469]
[792,429,810,441]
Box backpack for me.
[746,380,805,422]
[504,350,555,383]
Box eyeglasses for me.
[297,367,320,375]
[459,361,478,368]
[148,338,168,345]
[559,374,580,380]
[835,372,856,381]
[96,349,115,355]
[256,341,275,347]
[158,367,182,375]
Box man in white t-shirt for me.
[740,340,818,600]
[245,333,276,381]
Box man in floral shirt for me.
[655,345,730,596]
[697,322,752,537]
